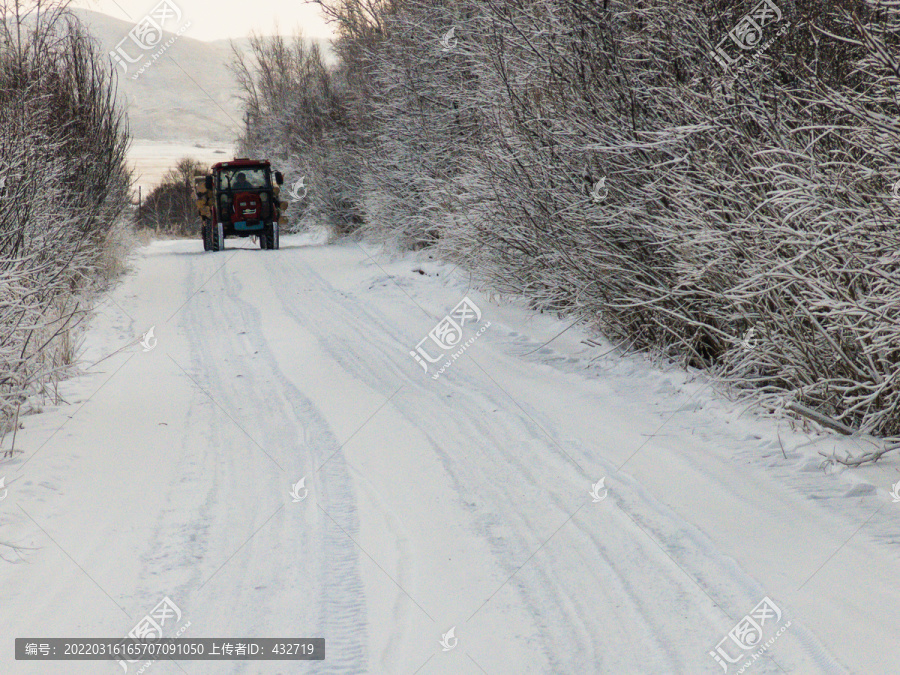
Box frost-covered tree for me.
[0,1,131,448]
[273,0,900,445]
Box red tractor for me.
[194,159,287,251]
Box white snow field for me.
[2,233,900,675]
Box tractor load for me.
[193,158,288,251]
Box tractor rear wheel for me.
[202,224,211,251]
[211,222,225,251]
[262,222,275,250]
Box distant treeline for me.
[135,158,207,236]
[234,0,900,442]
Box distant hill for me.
[69,9,334,144]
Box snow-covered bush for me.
[232,34,364,237]
[0,3,131,445]
[296,0,900,442]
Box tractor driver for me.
[232,172,253,190]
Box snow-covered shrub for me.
[300,0,900,441]
[0,4,131,444]
[232,34,364,237]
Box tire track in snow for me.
[262,257,708,671]
[222,256,371,674]
[154,249,370,673]
[262,250,848,673]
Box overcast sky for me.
[70,0,335,41]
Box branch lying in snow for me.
[786,402,856,435]
[785,402,900,467]
[818,441,900,467]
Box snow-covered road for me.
[2,234,899,674]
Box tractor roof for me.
[211,158,271,170]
